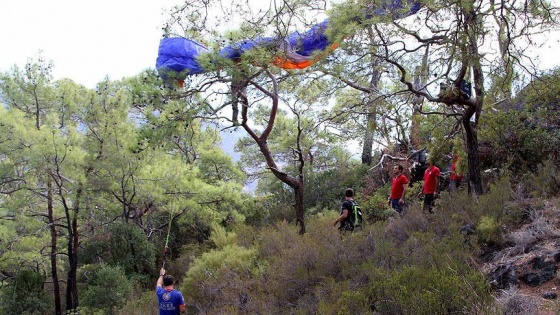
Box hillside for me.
[480,196,560,314]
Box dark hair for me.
[396,164,404,171]
[163,275,174,286]
[345,188,354,197]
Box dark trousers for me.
[423,193,435,213]
[391,199,404,214]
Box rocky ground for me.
[480,198,560,314]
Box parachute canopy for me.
[156,0,421,84]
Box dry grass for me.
[496,287,541,315]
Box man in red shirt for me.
[388,165,409,214]
[417,160,441,214]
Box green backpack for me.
[350,200,363,229]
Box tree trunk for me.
[463,112,483,195]
[361,111,375,165]
[239,72,306,234]
[461,2,484,196]
[65,187,81,312]
[47,177,62,315]
[410,47,429,149]
[410,108,421,148]
[361,61,382,165]
[294,183,305,235]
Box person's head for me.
[163,275,174,287]
[426,159,434,168]
[393,164,404,174]
[345,188,354,198]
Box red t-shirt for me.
[450,160,464,181]
[390,174,409,199]
[423,166,441,194]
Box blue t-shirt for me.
[156,286,185,315]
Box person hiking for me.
[156,268,186,314]
[417,159,441,214]
[388,164,409,214]
[333,188,355,232]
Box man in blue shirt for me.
[156,268,186,314]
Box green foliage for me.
[480,70,560,174]
[0,270,53,315]
[79,265,134,314]
[81,222,156,279]
[180,243,259,313]
[524,159,560,198]
[477,216,502,245]
[477,174,512,219]
[3,3,560,314]
[209,221,237,248]
[361,188,395,222]
[367,265,491,315]
[116,290,158,315]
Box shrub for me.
[80,222,156,283]
[79,265,133,314]
[117,290,158,315]
[477,215,502,245]
[367,265,492,315]
[180,243,259,313]
[0,270,53,315]
[524,159,560,198]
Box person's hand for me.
[398,198,404,205]
[160,268,165,276]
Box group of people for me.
[387,160,441,215]
[335,154,464,232]
[387,153,464,215]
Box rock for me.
[488,264,518,290]
[542,292,557,300]
[521,257,557,286]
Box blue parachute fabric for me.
[287,19,330,57]
[218,37,277,60]
[364,0,421,20]
[155,0,423,79]
[156,37,210,75]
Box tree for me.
[0,58,67,314]
[328,0,559,195]
[161,0,336,234]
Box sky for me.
[1,0,559,90]
[0,0,180,88]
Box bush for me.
[117,290,158,315]
[180,243,259,313]
[368,265,491,315]
[0,270,53,315]
[80,265,134,314]
[477,216,502,245]
[80,222,156,284]
[524,159,560,198]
